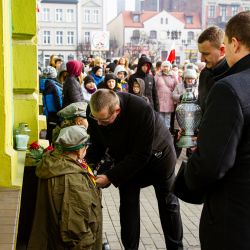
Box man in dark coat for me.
[197,26,229,113]
[86,89,183,250]
[128,56,159,111]
[175,11,250,250]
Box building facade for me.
[205,0,250,28]
[38,0,104,67]
[38,0,79,67]
[135,0,202,13]
[107,10,201,64]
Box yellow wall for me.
[0,0,38,187]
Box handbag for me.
[173,160,204,204]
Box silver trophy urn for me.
[176,88,202,148]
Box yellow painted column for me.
[0,0,38,187]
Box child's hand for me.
[96,175,111,188]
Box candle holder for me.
[15,123,31,151]
[176,88,202,148]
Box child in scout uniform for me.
[28,125,102,250]
[52,101,88,144]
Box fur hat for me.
[56,125,90,151]
[57,102,88,119]
[43,66,57,79]
[183,69,197,79]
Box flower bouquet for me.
[25,141,54,166]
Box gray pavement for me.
[102,151,202,250]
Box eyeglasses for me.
[89,111,115,123]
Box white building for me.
[107,10,202,64]
[38,0,104,67]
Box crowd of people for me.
[29,10,250,250]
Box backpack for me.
[42,79,63,117]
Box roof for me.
[171,12,201,29]
[41,0,78,4]
[120,10,201,29]
[122,11,158,28]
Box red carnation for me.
[29,141,40,150]
[44,145,54,152]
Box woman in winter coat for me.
[173,69,198,103]
[154,61,178,128]
[28,125,102,250]
[63,60,84,108]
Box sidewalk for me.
[102,152,202,250]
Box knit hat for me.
[104,73,117,83]
[43,66,57,79]
[57,102,88,120]
[92,66,102,74]
[183,69,197,79]
[84,75,94,86]
[66,60,83,77]
[56,125,90,151]
[161,61,172,68]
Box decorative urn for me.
[176,88,202,148]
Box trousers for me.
[119,148,183,250]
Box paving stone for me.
[102,151,202,249]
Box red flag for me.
[167,43,176,63]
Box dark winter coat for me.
[197,58,228,112]
[62,76,84,108]
[28,150,102,250]
[43,78,63,124]
[86,92,175,187]
[128,56,159,111]
[175,54,250,250]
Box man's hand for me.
[96,174,111,188]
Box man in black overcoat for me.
[86,89,183,250]
[175,11,250,250]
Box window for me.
[93,10,99,23]
[132,30,140,38]
[84,8,100,24]
[220,6,227,17]
[171,31,178,40]
[66,9,74,22]
[208,5,215,18]
[160,17,163,24]
[43,8,50,21]
[43,31,51,44]
[132,14,140,22]
[187,31,194,41]
[245,6,250,11]
[186,16,193,24]
[165,18,168,24]
[67,31,74,45]
[84,32,90,43]
[55,9,63,22]
[232,5,239,16]
[150,30,157,39]
[56,31,63,45]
